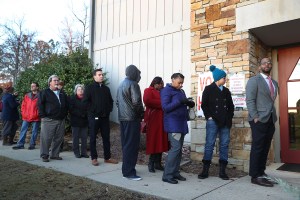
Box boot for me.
[154,153,164,171]
[219,160,229,180]
[8,135,17,145]
[198,160,211,179]
[148,154,155,173]
[2,135,9,145]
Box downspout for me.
[89,0,95,61]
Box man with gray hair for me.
[38,75,68,162]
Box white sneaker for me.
[123,175,142,181]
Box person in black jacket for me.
[69,84,89,158]
[38,75,68,162]
[198,65,234,180]
[83,68,118,166]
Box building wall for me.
[190,0,273,172]
[92,0,192,123]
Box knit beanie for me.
[210,65,226,82]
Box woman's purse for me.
[187,108,196,121]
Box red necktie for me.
[267,76,275,99]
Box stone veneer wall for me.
[190,0,272,172]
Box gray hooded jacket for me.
[116,65,144,121]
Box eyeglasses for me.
[262,62,272,65]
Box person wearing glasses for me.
[246,58,278,187]
[38,75,68,162]
[198,65,234,180]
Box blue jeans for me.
[203,120,230,161]
[17,121,40,147]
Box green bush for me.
[15,49,95,97]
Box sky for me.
[0,0,89,42]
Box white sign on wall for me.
[229,73,245,94]
[232,95,247,108]
[197,72,213,117]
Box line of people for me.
[0,58,278,187]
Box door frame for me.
[278,46,300,164]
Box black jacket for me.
[201,82,234,128]
[83,81,113,118]
[69,95,88,127]
[38,88,68,120]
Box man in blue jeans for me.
[198,65,234,180]
[13,82,40,150]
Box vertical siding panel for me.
[148,38,156,83]
[95,0,102,43]
[94,51,101,69]
[106,48,113,83]
[156,0,165,28]
[133,0,141,34]
[148,0,156,30]
[182,0,190,24]
[125,43,133,66]
[140,0,148,32]
[165,0,173,26]
[164,34,173,80]
[119,0,127,37]
[118,45,126,80]
[127,0,134,35]
[173,0,182,25]
[111,46,119,118]
[139,39,148,91]
[172,32,182,72]
[155,36,164,78]
[101,0,108,41]
[113,0,121,38]
[100,49,107,70]
[107,1,114,41]
[132,41,140,67]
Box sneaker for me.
[12,145,25,150]
[123,175,142,181]
[75,154,81,158]
[28,146,35,150]
[81,154,89,158]
[50,156,63,160]
[92,159,99,166]
[104,158,118,164]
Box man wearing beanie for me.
[116,64,144,181]
[198,65,234,180]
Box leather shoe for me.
[162,178,178,184]
[251,177,273,187]
[104,158,118,164]
[50,156,63,160]
[262,173,278,184]
[92,159,99,166]
[174,174,186,181]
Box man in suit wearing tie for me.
[246,57,278,187]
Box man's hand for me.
[254,118,259,123]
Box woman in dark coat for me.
[69,84,89,158]
[143,77,168,173]
[160,73,195,184]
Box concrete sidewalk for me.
[0,144,299,200]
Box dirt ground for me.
[0,121,247,200]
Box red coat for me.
[143,86,168,154]
[21,92,40,122]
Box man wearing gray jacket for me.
[246,57,278,187]
[116,64,144,181]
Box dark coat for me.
[38,88,68,120]
[201,82,234,128]
[83,82,113,118]
[69,95,88,127]
[160,84,189,134]
[143,86,168,154]
[1,93,20,121]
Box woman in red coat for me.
[143,77,168,173]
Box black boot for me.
[148,154,155,173]
[154,153,164,171]
[198,160,211,179]
[219,160,229,180]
